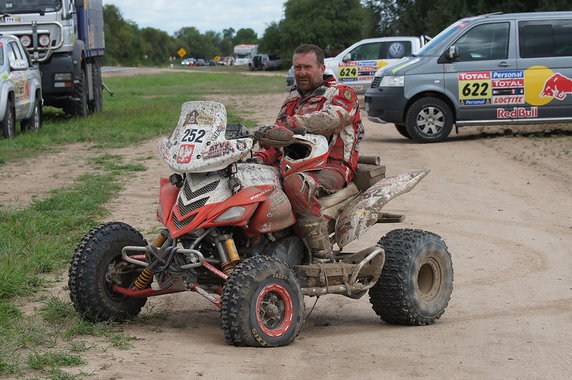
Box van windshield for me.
[417,20,472,57]
[0,0,62,14]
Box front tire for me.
[405,97,454,143]
[68,222,148,322]
[394,123,411,139]
[1,98,15,138]
[369,229,453,325]
[221,256,304,347]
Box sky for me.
[102,0,286,37]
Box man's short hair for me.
[294,44,324,65]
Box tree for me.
[233,28,258,45]
[259,0,364,65]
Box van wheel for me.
[405,98,453,143]
[394,124,411,139]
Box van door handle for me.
[498,61,511,67]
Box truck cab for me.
[0,0,105,117]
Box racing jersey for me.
[256,75,364,182]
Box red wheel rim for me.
[255,283,294,337]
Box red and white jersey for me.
[276,76,364,182]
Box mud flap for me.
[334,170,429,248]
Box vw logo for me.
[388,43,405,58]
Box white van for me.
[365,11,572,142]
[286,36,429,92]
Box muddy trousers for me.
[282,168,346,263]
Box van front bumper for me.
[364,87,408,124]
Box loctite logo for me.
[497,107,538,119]
[540,73,572,100]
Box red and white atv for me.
[68,101,453,347]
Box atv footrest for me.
[294,246,384,297]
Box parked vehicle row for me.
[0,34,42,139]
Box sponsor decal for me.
[461,99,489,105]
[459,70,526,105]
[250,187,273,200]
[343,89,353,100]
[176,144,195,164]
[183,110,199,125]
[497,107,538,119]
[260,223,272,233]
[203,141,235,160]
[337,221,352,236]
[236,139,247,151]
[540,73,572,100]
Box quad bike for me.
[68,101,453,347]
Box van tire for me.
[405,98,453,143]
[1,98,15,138]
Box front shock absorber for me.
[133,231,168,290]
[219,234,241,275]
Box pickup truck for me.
[286,36,430,93]
[0,35,42,138]
[249,54,282,71]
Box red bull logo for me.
[540,73,572,100]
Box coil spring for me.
[133,267,154,290]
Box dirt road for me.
[2,86,571,378]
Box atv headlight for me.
[214,206,246,223]
[380,75,404,87]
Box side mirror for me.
[448,45,459,60]
[342,53,352,62]
[10,60,28,71]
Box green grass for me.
[0,71,285,165]
[0,71,286,377]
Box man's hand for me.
[255,124,296,147]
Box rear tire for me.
[1,98,15,138]
[369,229,453,325]
[68,222,148,322]
[221,256,304,347]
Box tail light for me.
[19,35,32,48]
[38,34,51,47]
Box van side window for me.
[350,41,412,61]
[519,20,572,58]
[454,22,510,61]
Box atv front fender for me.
[334,170,429,248]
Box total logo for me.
[524,66,572,105]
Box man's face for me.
[293,52,325,93]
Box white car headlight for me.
[380,75,404,87]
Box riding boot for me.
[296,216,335,264]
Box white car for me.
[286,36,430,93]
[0,35,42,138]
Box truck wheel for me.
[21,95,42,132]
[369,229,453,325]
[1,98,15,138]
[221,255,304,347]
[90,60,103,113]
[68,222,148,322]
[394,123,411,139]
[405,98,453,143]
[73,70,89,117]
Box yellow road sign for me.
[178,48,187,58]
